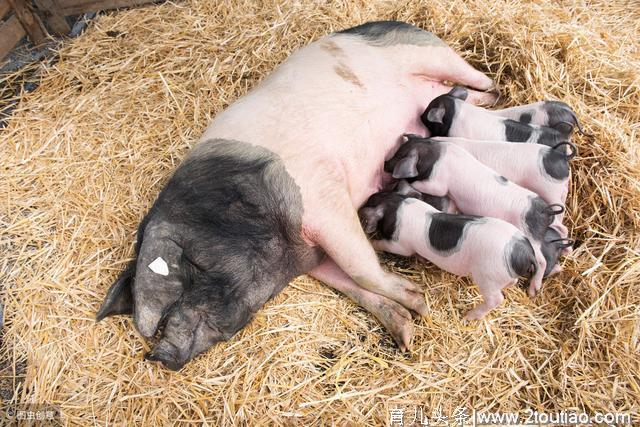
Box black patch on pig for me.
[523,196,554,240]
[422,194,449,211]
[421,96,456,137]
[337,21,444,47]
[543,101,579,137]
[99,139,323,370]
[504,119,533,142]
[495,175,508,185]
[359,192,406,241]
[427,213,482,255]
[541,146,570,180]
[536,127,564,148]
[519,112,532,124]
[540,227,564,277]
[506,235,537,280]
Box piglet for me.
[385,135,565,296]
[359,192,538,319]
[421,87,569,147]
[541,227,574,277]
[431,136,576,228]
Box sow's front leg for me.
[306,188,428,317]
[96,139,322,370]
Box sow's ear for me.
[448,86,468,100]
[392,149,419,179]
[96,261,135,321]
[359,206,384,234]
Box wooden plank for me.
[58,0,157,15]
[0,15,26,61]
[7,0,48,45]
[35,0,71,36]
[0,0,11,20]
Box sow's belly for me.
[199,39,428,208]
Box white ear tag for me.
[148,257,169,276]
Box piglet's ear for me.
[426,105,445,124]
[392,150,419,179]
[359,206,384,234]
[448,86,468,100]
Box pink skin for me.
[405,143,548,297]
[371,199,524,319]
[432,137,570,235]
[198,31,496,347]
[438,98,566,148]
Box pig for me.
[489,100,584,136]
[385,135,565,297]
[541,227,574,277]
[429,136,576,228]
[421,87,570,147]
[359,192,537,319]
[394,179,459,213]
[95,21,503,369]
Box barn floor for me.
[1,0,639,424]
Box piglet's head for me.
[421,86,468,136]
[359,192,406,239]
[384,136,441,182]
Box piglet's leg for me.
[309,258,413,351]
[309,194,428,316]
[409,180,448,198]
[463,280,505,321]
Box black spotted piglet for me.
[359,192,538,320]
[421,87,580,147]
[384,135,566,297]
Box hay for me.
[1,0,639,424]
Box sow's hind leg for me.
[309,257,414,352]
[97,139,321,370]
[336,21,496,101]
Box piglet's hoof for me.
[463,310,484,322]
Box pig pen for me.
[1,0,638,424]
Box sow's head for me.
[96,139,317,370]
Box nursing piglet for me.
[385,135,565,296]
[432,136,576,229]
[359,192,538,319]
[422,87,569,147]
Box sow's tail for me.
[508,236,538,285]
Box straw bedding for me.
[1,0,639,424]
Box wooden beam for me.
[57,0,157,16]
[35,0,71,36]
[0,15,26,61]
[0,0,11,20]
[7,0,48,45]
